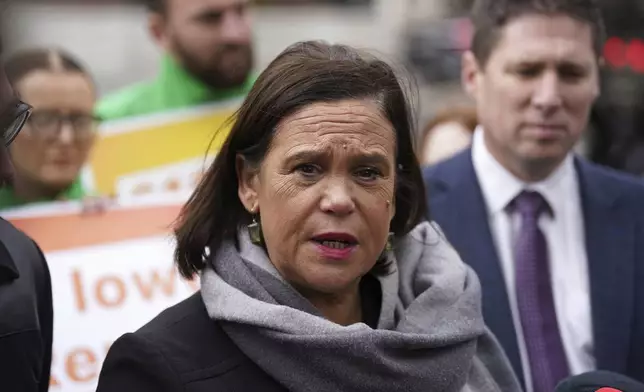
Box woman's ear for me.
[236,154,260,213]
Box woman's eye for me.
[355,167,382,181]
[295,164,320,177]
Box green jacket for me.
[96,55,256,121]
[0,177,86,210]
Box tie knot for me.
[509,190,551,218]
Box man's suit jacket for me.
[423,150,644,384]
[0,218,53,392]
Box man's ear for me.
[592,57,602,100]
[462,51,482,99]
[148,12,170,51]
[236,154,260,213]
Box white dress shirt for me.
[471,127,595,390]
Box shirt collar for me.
[471,125,576,217]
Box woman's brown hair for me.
[174,41,428,279]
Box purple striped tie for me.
[511,190,570,392]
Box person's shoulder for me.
[95,81,158,121]
[578,158,644,206]
[422,149,472,190]
[0,219,45,268]
[98,292,248,391]
[0,218,30,242]
[135,290,210,335]
[126,292,246,374]
[98,292,284,391]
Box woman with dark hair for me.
[0,48,99,209]
[96,41,520,392]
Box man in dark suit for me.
[423,0,644,391]
[0,45,54,391]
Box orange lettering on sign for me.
[65,348,98,383]
[70,266,199,313]
[95,276,127,308]
[71,269,87,312]
[133,267,177,299]
[50,342,115,388]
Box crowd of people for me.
[0,0,643,391]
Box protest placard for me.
[6,195,196,392]
[85,99,241,198]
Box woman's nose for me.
[319,178,355,216]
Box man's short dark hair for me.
[470,0,606,68]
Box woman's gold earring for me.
[248,214,263,245]
[385,232,394,252]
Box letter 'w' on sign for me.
[133,268,177,300]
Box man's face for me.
[159,0,253,89]
[463,14,600,179]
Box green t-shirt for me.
[96,55,256,121]
[0,177,86,210]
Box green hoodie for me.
[96,54,256,121]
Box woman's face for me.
[11,70,96,191]
[238,99,396,296]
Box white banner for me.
[6,195,198,392]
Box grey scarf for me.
[200,221,522,392]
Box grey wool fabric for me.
[200,221,522,392]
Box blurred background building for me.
[1,0,470,123]
[2,0,643,174]
[2,0,420,94]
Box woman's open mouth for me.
[311,233,358,260]
[316,240,353,249]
